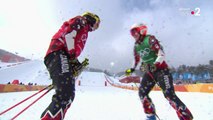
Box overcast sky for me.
[0,0,213,73]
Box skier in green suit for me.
[125,23,193,120]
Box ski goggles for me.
[130,28,140,37]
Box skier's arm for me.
[149,35,167,69]
[125,46,140,75]
[133,47,140,69]
[65,17,85,59]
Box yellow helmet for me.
[82,12,100,26]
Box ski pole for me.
[0,84,53,116]
[147,71,161,87]
[147,72,162,120]
[10,85,54,120]
[124,73,139,89]
[134,83,139,89]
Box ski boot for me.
[177,106,193,120]
[145,114,156,120]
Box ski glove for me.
[125,68,135,76]
[70,58,89,77]
[140,63,157,72]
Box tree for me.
[209,60,213,66]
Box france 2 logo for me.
[191,8,201,16]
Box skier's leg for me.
[41,50,75,120]
[156,68,193,120]
[139,72,156,119]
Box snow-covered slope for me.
[0,60,51,85]
[0,86,212,120]
[0,60,213,120]
[78,72,107,86]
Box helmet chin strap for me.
[138,34,145,42]
[88,25,93,32]
[86,20,94,31]
[90,27,95,31]
[89,24,96,31]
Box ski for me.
[0,85,53,116]
[11,86,53,120]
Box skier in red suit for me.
[41,12,100,120]
[125,23,193,120]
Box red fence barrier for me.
[0,84,47,93]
